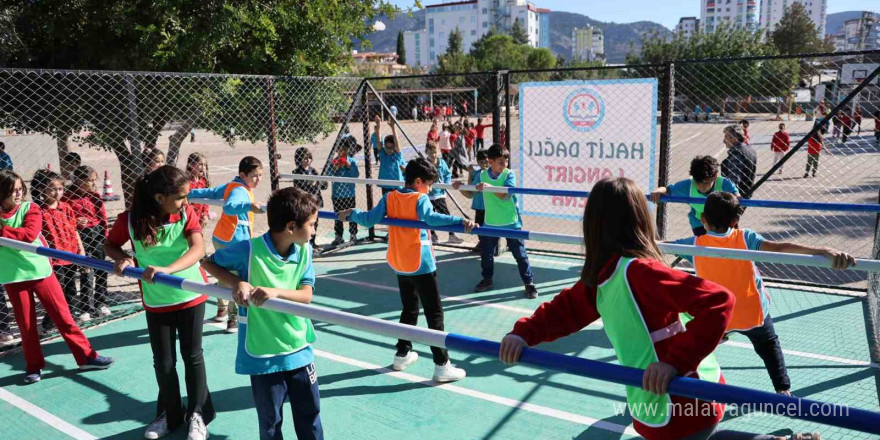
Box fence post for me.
[363,84,376,240]
[492,71,503,146]
[503,71,511,150]
[867,187,880,405]
[265,77,280,191]
[656,62,674,240]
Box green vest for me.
[597,257,722,427]
[480,168,518,227]
[0,202,53,284]
[244,236,315,358]
[129,210,204,308]
[689,177,723,223]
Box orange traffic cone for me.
[102,170,121,201]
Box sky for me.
[387,1,875,30]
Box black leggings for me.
[395,272,448,365]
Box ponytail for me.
[130,165,189,247]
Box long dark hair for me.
[0,170,25,211]
[31,169,62,206]
[186,152,210,187]
[581,178,664,287]
[131,165,190,247]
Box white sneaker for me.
[144,413,170,439]
[392,351,419,371]
[433,361,466,383]
[0,333,13,343]
[187,412,208,440]
[99,306,112,317]
[79,312,92,322]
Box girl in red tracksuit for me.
[0,170,113,384]
[187,152,212,229]
[499,177,819,440]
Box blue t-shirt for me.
[473,168,521,229]
[208,233,316,375]
[349,189,462,276]
[377,149,406,188]
[674,227,769,315]
[0,151,12,171]
[370,133,380,151]
[470,167,486,210]
[329,157,359,198]
[188,176,254,246]
[429,159,451,200]
[666,177,739,230]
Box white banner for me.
[518,79,658,220]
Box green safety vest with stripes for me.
[0,202,53,284]
[480,168,519,227]
[129,210,205,308]
[596,257,721,427]
[244,236,315,358]
[689,177,724,223]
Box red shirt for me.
[474,123,490,139]
[808,136,823,155]
[426,129,439,143]
[511,256,733,440]
[40,202,81,266]
[107,205,208,312]
[1,203,48,246]
[63,188,109,233]
[770,131,790,153]
[189,177,211,222]
[499,131,507,149]
[840,115,853,129]
[445,106,453,116]
[465,128,477,147]
[449,133,459,146]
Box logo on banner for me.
[563,88,605,132]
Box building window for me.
[471,30,477,36]
[430,38,435,47]
[483,21,488,28]
[482,7,488,13]
[428,18,434,33]
[439,32,444,39]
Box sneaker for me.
[225,318,238,334]
[349,236,358,244]
[24,371,41,384]
[474,278,494,292]
[80,354,115,370]
[430,232,439,244]
[144,413,171,439]
[471,244,482,253]
[433,361,466,383]
[98,305,112,317]
[392,351,419,371]
[0,333,13,343]
[331,236,345,246]
[187,412,208,440]
[79,312,92,322]
[212,307,227,323]
[312,247,322,257]
[524,284,538,299]
[803,173,809,178]
[494,245,505,257]
[447,235,464,244]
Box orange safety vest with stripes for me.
[213,182,255,244]
[694,229,767,332]
[385,191,432,274]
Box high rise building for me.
[571,26,605,62]
[701,0,759,34]
[832,12,879,52]
[675,16,701,39]
[760,0,827,37]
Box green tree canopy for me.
[397,30,406,65]
[510,17,529,45]
[769,3,834,55]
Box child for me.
[840,110,853,143]
[650,155,739,236]
[424,141,462,244]
[770,123,789,174]
[104,165,214,440]
[31,169,90,328]
[370,115,382,165]
[498,124,508,151]
[328,139,360,246]
[804,131,823,178]
[499,177,820,440]
[474,116,492,150]
[465,121,477,161]
[64,165,111,319]
[186,153,212,229]
[61,152,81,181]
[454,150,492,254]
[201,187,324,440]
[0,170,113,384]
[340,158,475,382]
[377,117,406,197]
[739,119,750,145]
[458,145,536,299]
[0,141,12,170]
[144,148,167,174]
[874,110,880,146]
[293,147,327,252]
[439,123,452,169]
[426,120,439,144]
[675,192,854,396]
[854,104,863,135]
[189,156,264,331]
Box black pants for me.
[475,138,484,150]
[331,197,357,238]
[396,272,449,365]
[55,265,85,315]
[735,314,790,392]
[146,302,215,429]
[251,364,323,440]
[805,153,819,176]
[310,219,319,248]
[429,198,456,239]
[474,209,485,226]
[79,225,108,310]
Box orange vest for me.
[386,191,430,274]
[694,230,766,332]
[213,182,255,244]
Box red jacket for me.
[426,129,439,143]
[189,177,211,222]
[770,131,790,153]
[40,202,81,266]
[63,188,109,233]
[808,136,823,155]
[511,256,733,440]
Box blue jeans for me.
[250,364,323,440]
[480,235,533,284]
[735,314,790,392]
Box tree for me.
[448,27,463,54]
[769,3,834,55]
[510,17,529,45]
[435,27,473,77]
[396,30,406,65]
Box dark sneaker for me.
[80,354,114,370]
[524,284,538,299]
[225,318,239,334]
[474,278,494,292]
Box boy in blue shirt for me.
[201,187,323,440]
[328,139,360,246]
[377,117,406,196]
[189,156,264,331]
[0,142,12,170]
[454,145,536,299]
[650,155,739,236]
[339,158,476,382]
[424,141,462,244]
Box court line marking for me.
[0,388,98,440]
[721,340,879,369]
[314,349,638,437]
